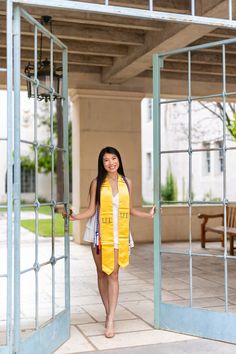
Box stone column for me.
[70,89,153,244]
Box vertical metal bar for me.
[13,5,21,353]
[188,50,193,307]
[222,44,228,312]
[153,54,162,329]
[229,0,233,21]
[6,0,13,349]
[105,0,109,5]
[62,47,70,315]
[191,0,195,16]
[50,38,56,319]
[149,0,153,12]
[33,24,39,330]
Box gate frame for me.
[0,3,70,354]
[153,38,236,343]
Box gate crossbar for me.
[12,0,236,29]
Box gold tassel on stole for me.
[100,174,130,275]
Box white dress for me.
[83,193,134,249]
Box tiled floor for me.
[54,239,236,353]
[1,219,236,352]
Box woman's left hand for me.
[149,205,156,218]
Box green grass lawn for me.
[21,205,52,215]
[20,206,72,237]
[1,205,52,214]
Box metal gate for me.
[153,38,236,343]
[0,3,70,354]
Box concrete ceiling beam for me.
[101,0,230,84]
[2,49,113,66]
[167,51,236,66]
[0,34,128,57]
[0,19,145,46]
[162,61,236,77]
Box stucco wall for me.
[71,90,153,243]
[160,205,223,242]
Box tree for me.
[21,99,72,203]
[161,167,178,201]
[37,101,72,202]
[170,101,236,145]
[199,102,236,141]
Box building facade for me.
[142,98,236,204]
[0,90,52,203]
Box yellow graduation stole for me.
[100,174,130,275]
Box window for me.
[146,152,152,180]
[5,165,35,193]
[203,143,211,174]
[21,166,35,193]
[206,150,211,173]
[147,99,152,122]
[218,141,224,173]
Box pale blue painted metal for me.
[0,4,71,353]
[149,0,153,12]
[62,46,70,316]
[33,24,40,330]
[6,0,13,353]
[222,44,229,313]
[153,54,162,329]
[160,304,236,343]
[20,311,70,354]
[191,0,195,17]
[187,50,193,308]
[0,348,9,354]
[0,1,14,353]
[153,36,236,343]
[49,37,56,321]
[13,6,21,354]
[12,0,236,29]
[229,0,233,21]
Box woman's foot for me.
[105,314,108,328]
[105,320,115,338]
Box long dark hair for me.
[96,146,125,205]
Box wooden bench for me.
[198,205,236,255]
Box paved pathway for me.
[79,339,236,354]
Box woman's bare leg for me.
[105,249,120,338]
[91,245,109,320]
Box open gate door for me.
[12,6,70,354]
[153,37,236,343]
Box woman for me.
[66,146,155,338]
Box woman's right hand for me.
[62,209,77,221]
